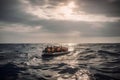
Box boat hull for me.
[42,51,70,57]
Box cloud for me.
[0,0,40,26]
[76,0,120,17]
[0,24,42,32]
[0,0,120,43]
[0,0,120,24]
[22,0,120,22]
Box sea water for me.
[0,43,120,80]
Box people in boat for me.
[44,46,47,52]
[51,47,55,53]
[44,46,68,53]
[47,47,51,53]
[56,47,61,52]
[61,46,68,52]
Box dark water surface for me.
[0,43,120,80]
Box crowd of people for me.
[43,46,68,53]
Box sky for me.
[0,0,120,43]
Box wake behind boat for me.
[42,46,70,57]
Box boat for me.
[42,51,70,57]
[42,46,70,57]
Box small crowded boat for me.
[42,46,70,57]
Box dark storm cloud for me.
[0,0,120,40]
[0,0,22,22]
[48,0,69,5]
[27,0,120,17]
[100,21,120,36]
[28,20,120,37]
[0,0,39,25]
[27,0,70,9]
[27,0,63,6]
[0,0,119,24]
[27,0,46,6]
[76,0,120,17]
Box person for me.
[53,46,56,52]
[51,47,55,53]
[44,46,48,52]
[56,47,61,52]
[47,47,51,53]
[62,47,68,52]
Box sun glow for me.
[22,0,120,22]
[59,1,76,16]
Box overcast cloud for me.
[0,0,120,43]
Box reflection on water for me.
[0,43,120,80]
[26,43,95,80]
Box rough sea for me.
[0,43,120,80]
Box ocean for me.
[0,43,120,80]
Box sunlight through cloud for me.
[22,0,120,22]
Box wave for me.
[0,43,120,80]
